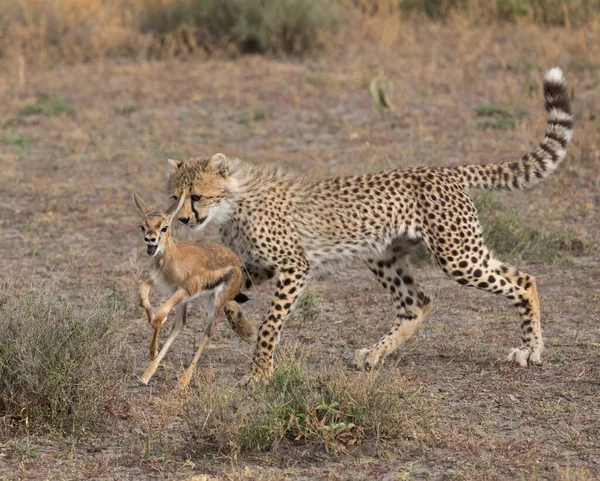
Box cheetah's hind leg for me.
[355,244,432,371]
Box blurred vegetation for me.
[0,0,597,67]
[0,281,131,433]
[140,0,339,54]
[399,0,600,25]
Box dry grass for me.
[0,280,132,434]
[1,0,600,70]
[158,349,434,456]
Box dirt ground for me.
[1,23,599,480]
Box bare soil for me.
[1,23,599,481]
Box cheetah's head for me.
[167,153,234,231]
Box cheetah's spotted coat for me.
[167,68,573,382]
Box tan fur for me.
[133,191,253,387]
[167,70,572,383]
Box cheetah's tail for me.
[455,68,573,191]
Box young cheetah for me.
[167,68,572,382]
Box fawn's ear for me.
[133,190,150,216]
[166,192,185,221]
[168,158,183,171]
[210,153,228,178]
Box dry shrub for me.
[0,0,145,66]
[0,280,130,434]
[1,0,597,69]
[398,0,600,26]
[139,0,342,57]
[163,350,434,455]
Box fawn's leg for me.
[138,279,154,325]
[179,268,243,387]
[148,287,187,357]
[140,288,187,384]
[141,302,187,385]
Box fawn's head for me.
[167,153,234,231]
[133,191,185,257]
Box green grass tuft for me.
[474,192,590,261]
[474,104,512,118]
[1,134,28,146]
[21,95,74,116]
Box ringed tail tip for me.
[544,67,565,85]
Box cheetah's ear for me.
[132,189,150,216]
[168,158,183,171]
[210,153,229,179]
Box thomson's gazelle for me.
[134,191,253,387]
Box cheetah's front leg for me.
[249,263,310,383]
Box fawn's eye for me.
[191,194,201,202]
[161,226,169,232]
[139,225,145,232]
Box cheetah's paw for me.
[353,348,383,371]
[507,348,542,367]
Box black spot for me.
[234,292,249,303]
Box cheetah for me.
[167,68,572,382]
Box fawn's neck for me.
[153,235,178,269]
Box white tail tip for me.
[544,67,565,84]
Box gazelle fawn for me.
[134,190,254,387]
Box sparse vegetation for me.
[173,351,429,454]
[21,95,74,116]
[474,104,516,130]
[1,0,599,68]
[474,192,592,261]
[0,281,130,433]
[140,0,340,55]
[399,0,600,26]
[295,291,321,322]
[1,134,28,146]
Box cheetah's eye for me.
[170,195,178,201]
[191,194,201,202]
[161,226,169,233]
[139,225,145,232]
